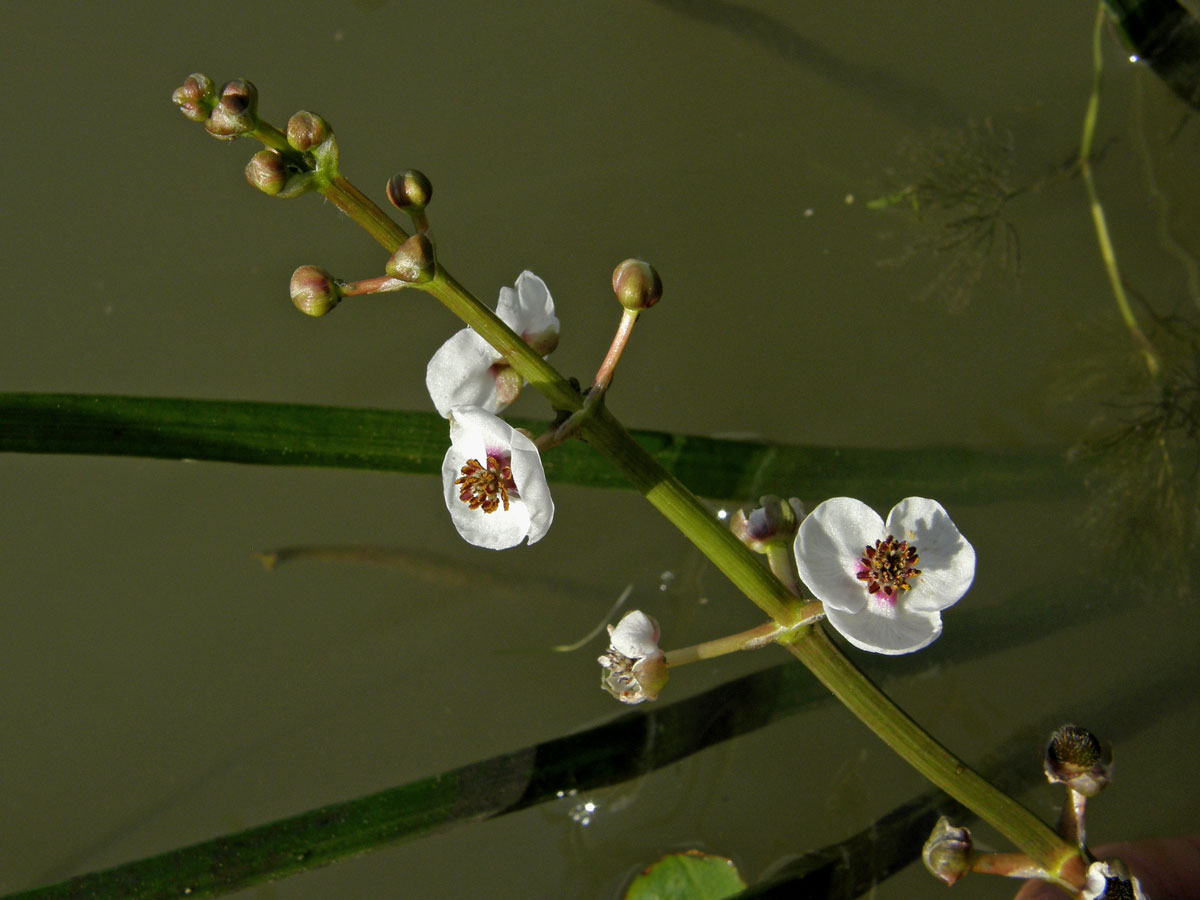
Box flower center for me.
[455,454,516,513]
[856,535,921,602]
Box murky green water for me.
[2,2,1198,898]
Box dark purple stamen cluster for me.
[856,535,921,600]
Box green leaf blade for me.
[0,393,1076,505]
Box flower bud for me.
[1044,724,1112,797]
[386,169,433,212]
[612,258,662,311]
[245,150,289,196]
[731,496,805,553]
[922,817,974,886]
[522,327,559,357]
[492,365,524,409]
[289,265,342,317]
[171,73,216,122]
[206,79,258,139]
[385,233,436,284]
[286,111,331,152]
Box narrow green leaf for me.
[0,393,1075,504]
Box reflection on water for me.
[869,119,1025,310]
[1077,316,1200,601]
[643,0,966,127]
[3,2,1200,899]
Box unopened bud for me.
[523,327,559,357]
[922,817,974,886]
[385,233,436,284]
[245,150,289,195]
[1044,724,1112,797]
[386,169,433,212]
[612,258,662,311]
[171,73,217,122]
[492,366,524,409]
[731,496,805,553]
[286,111,331,152]
[289,265,342,317]
[206,79,258,139]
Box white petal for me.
[793,497,884,614]
[448,404,513,450]
[609,610,660,658]
[506,426,555,545]
[885,497,975,613]
[441,450,533,550]
[426,328,503,418]
[498,270,559,338]
[825,603,943,655]
[442,407,553,550]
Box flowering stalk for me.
[293,152,1088,887]
[175,80,1087,888]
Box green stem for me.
[248,121,292,156]
[1082,2,1161,379]
[665,603,823,667]
[313,174,583,412]
[971,852,1051,880]
[426,270,582,413]
[783,626,1086,889]
[324,175,411,252]
[580,403,802,625]
[666,621,789,666]
[592,309,639,392]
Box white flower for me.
[793,497,975,655]
[599,610,668,704]
[442,406,554,549]
[426,270,559,418]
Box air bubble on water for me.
[658,571,675,591]
[568,799,599,826]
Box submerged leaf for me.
[624,851,745,900]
